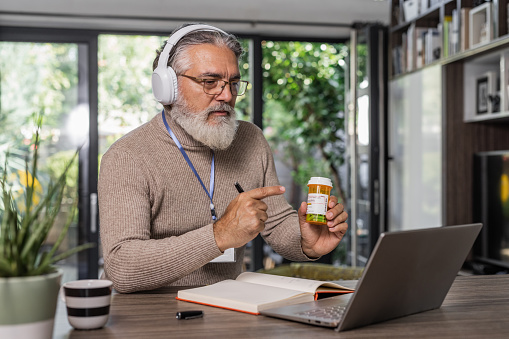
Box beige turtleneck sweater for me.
[98,110,311,293]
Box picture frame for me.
[469,2,493,49]
[476,76,488,114]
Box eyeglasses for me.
[179,74,249,96]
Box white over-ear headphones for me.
[152,24,227,105]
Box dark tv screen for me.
[473,151,509,269]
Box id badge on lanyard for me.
[210,248,235,263]
[162,111,235,263]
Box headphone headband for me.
[156,24,227,75]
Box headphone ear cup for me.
[166,66,178,105]
[152,66,178,105]
[153,25,226,105]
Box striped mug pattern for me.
[62,280,112,330]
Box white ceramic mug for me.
[60,279,113,330]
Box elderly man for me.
[98,23,348,293]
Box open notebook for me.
[176,271,354,314]
[260,223,482,332]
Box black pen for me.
[234,182,244,193]
[176,310,204,320]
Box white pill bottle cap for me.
[307,177,333,187]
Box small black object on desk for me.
[176,310,204,320]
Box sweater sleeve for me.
[98,146,223,293]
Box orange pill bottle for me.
[306,177,333,225]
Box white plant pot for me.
[0,269,63,339]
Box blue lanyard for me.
[161,111,217,220]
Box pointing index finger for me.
[245,186,285,200]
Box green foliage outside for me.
[262,41,349,206]
[0,42,80,256]
[0,42,77,144]
[0,41,78,179]
[233,39,252,121]
[43,150,79,203]
[98,35,166,152]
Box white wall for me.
[0,0,390,38]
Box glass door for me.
[0,28,98,281]
[345,24,388,266]
[261,39,348,268]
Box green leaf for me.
[49,243,96,266]
[36,198,76,271]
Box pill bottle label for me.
[306,193,329,215]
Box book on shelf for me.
[451,9,460,55]
[176,272,355,315]
[420,0,429,13]
[443,15,452,58]
[405,23,428,72]
[406,24,414,72]
[461,8,471,51]
[392,45,403,75]
[425,27,441,64]
[413,26,428,69]
[437,22,443,58]
[402,31,408,72]
[416,33,424,69]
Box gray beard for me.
[170,98,238,151]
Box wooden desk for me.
[53,275,509,338]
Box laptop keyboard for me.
[296,305,346,321]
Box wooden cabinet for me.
[443,56,509,227]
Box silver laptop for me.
[260,223,482,332]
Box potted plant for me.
[0,118,93,339]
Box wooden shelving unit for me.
[390,1,509,79]
[388,0,509,229]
